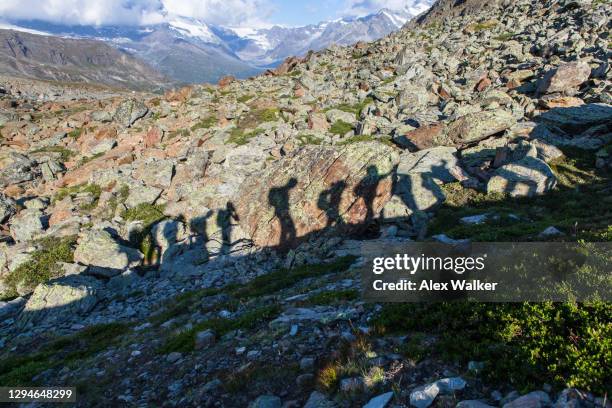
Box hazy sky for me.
[0,0,429,28]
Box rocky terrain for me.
[0,0,611,407]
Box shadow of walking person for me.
[268,178,298,248]
[352,166,392,238]
[317,180,347,229]
[216,202,239,255]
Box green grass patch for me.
[167,128,190,140]
[77,152,104,166]
[300,289,359,306]
[31,146,75,162]
[233,255,356,299]
[373,302,611,393]
[68,128,83,139]
[330,97,374,119]
[3,236,76,298]
[190,116,217,131]
[53,184,101,210]
[296,134,323,145]
[0,322,129,386]
[157,304,282,354]
[237,94,255,103]
[429,149,611,241]
[494,32,515,41]
[121,203,167,262]
[329,120,354,136]
[226,127,262,146]
[469,20,498,32]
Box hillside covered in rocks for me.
[0,0,611,407]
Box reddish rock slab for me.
[234,142,399,249]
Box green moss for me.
[330,120,354,136]
[233,255,357,299]
[226,127,262,146]
[237,94,255,103]
[190,116,217,131]
[469,20,498,32]
[494,32,515,41]
[53,184,101,211]
[330,97,374,119]
[297,134,323,145]
[167,128,190,140]
[4,236,77,297]
[31,146,75,162]
[300,289,359,306]
[0,322,129,386]
[77,152,104,166]
[373,302,611,393]
[68,128,83,139]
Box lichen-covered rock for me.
[487,157,557,197]
[445,110,517,145]
[536,61,591,95]
[74,229,143,277]
[18,274,102,326]
[0,193,17,224]
[113,99,148,127]
[235,142,399,248]
[9,209,46,242]
[397,147,468,183]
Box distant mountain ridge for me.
[3,1,433,85]
[0,29,171,91]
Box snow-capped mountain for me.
[2,1,433,85]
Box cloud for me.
[342,0,432,17]
[0,0,272,27]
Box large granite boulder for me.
[113,99,148,128]
[18,274,102,326]
[536,61,591,95]
[445,110,517,145]
[487,157,557,197]
[74,229,143,277]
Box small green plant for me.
[330,120,353,136]
[78,152,104,166]
[494,32,515,41]
[226,127,262,146]
[157,304,281,354]
[4,236,77,297]
[68,128,83,139]
[330,97,374,119]
[237,94,255,103]
[190,116,217,131]
[0,322,129,386]
[167,128,190,140]
[469,20,498,32]
[121,203,166,262]
[296,134,323,145]
[53,184,101,211]
[31,146,75,162]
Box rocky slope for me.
[0,0,610,406]
[0,29,172,91]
